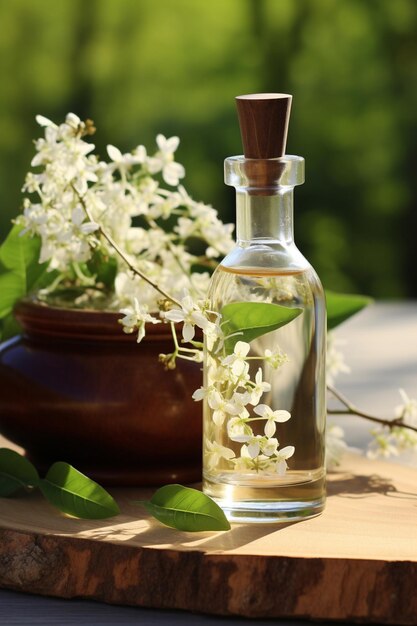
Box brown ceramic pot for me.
[0,300,203,486]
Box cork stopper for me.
[236,93,292,159]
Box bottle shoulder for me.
[220,242,319,278]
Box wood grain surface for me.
[0,453,416,624]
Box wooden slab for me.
[0,453,416,624]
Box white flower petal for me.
[247,441,260,459]
[107,144,123,162]
[182,322,195,343]
[231,359,245,377]
[192,387,206,401]
[136,322,146,343]
[36,115,56,128]
[156,134,167,150]
[264,419,276,438]
[273,410,291,423]
[163,162,185,186]
[165,136,180,153]
[163,309,185,323]
[234,341,250,357]
[253,404,270,418]
[66,113,81,127]
[213,410,225,426]
[279,445,295,460]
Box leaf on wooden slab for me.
[0,448,40,496]
[137,484,231,532]
[326,290,373,330]
[221,301,303,354]
[39,462,120,519]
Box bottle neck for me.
[236,187,294,245]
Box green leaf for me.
[138,484,230,532]
[221,301,303,354]
[39,462,120,519]
[0,224,41,273]
[326,290,372,330]
[0,313,22,341]
[0,226,53,339]
[87,251,118,288]
[0,448,39,496]
[0,272,24,317]
[0,225,47,316]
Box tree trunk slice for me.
[0,453,416,624]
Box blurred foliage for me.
[0,0,416,297]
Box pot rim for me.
[13,298,174,342]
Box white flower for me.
[207,361,240,389]
[262,438,279,457]
[147,134,185,186]
[192,386,209,402]
[119,298,160,343]
[326,424,349,469]
[232,445,254,471]
[227,417,252,441]
[230,434,287,460]
[208,390,249,426]
[250,368,271,405]
[253,404,291,438]
[367,429,400,460]
[205,440,235,470]
[36,114,57,128]
[106,144,144,171]
[207,390,229,426]
[274,445,295,475]
[243,435,264,459]
[326,332,350,386]
[264,348,288,369]
[148,193,180,220]
[395,388,417,427]
[71,206,99,235]
[162,295,211,343]
[21,113,239,322]
[222,341,250,377]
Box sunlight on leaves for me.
[137,484,230,532]
[39,462,120,519]
[221,301,303,354]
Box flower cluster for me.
[367,388,417,459]
[193,338,295,476]
[19,113,234,330]
[326,331,417,465]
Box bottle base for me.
[203,471,326,523]
[212,496,325,524]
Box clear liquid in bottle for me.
[202,265,326,522]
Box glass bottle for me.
[202,94,326,522]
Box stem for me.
[327,384,417,434]
[74,188,181,307]
[170,321,180,352]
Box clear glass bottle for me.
[202,95,326,523]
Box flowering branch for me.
[327,384,417,434]
[74,187,182,308]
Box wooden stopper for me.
[236,93,292,159]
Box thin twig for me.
[74,188,181,307]
[327,384,417,434]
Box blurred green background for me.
[0,0,416,297]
